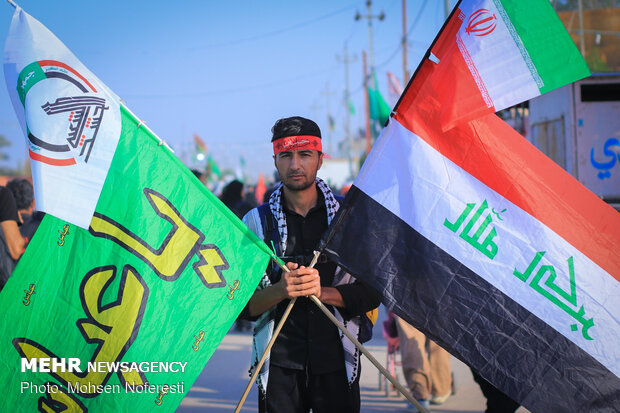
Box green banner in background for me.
[0,106,272,411]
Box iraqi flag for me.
[321,0,620,411]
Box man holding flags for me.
[240,116,380,413]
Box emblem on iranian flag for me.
[466,9,497,37]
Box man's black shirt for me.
[269,190,380,374]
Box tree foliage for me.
[0,134,11,161]
[553,0,620,10]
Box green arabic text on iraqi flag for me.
[1,6,273,412]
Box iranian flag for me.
[321,0,620,411]
[1,6,273,411]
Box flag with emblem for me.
[1,6,273,411]
[320,0,620,411]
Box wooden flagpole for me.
[234,253,321,413]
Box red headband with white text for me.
[273,135,322,155]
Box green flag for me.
[348,99,356,115]
[207,154,221,180]
[368,87,391,126]
[1,7,272,412]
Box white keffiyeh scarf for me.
[242,177,362,394]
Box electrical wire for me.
[407,0,430,36]
[124,65,339,99]
[194,2,359,50]
[374,0,430,68]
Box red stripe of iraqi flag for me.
[393,11,620,280]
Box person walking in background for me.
[221,178,255,332]
[6,179,34,222]
[6,178,43,244]
[396,316,453,411]
[220,179,253,219]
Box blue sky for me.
[0,0,454,181]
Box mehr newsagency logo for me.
[16,60,110,167]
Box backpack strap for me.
[257,203,282,283]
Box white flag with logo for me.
[4,7,121,228]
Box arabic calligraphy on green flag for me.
[0,105,273,411]
[0,7,273,412]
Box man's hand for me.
[246,262,323,317]
[276,262,321,299]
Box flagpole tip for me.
[7,0,18,9]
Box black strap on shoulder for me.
[257,203,280,255]
[257,203,282,282]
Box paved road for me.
[177,314,530,413]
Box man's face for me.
[274,149,323,191]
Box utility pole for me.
[320,82,337,155]
[356,1,384,156]
[402,0,409,84]
[337,43,357,176]
[355,0,385,86]
[577,0,586,58]
[363,51,371,156]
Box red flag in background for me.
[255,172,266,205]
[194,134,208,155]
